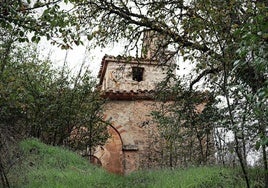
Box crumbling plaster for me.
[100,57,169,92]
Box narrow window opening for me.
[132,67,144,82]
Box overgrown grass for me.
[8,139,260,187]
[124,166,248,188]
[9,138,124,188]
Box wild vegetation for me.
[0,34,108,187]
[69,1,267,187]
[0,0,267,187]
[9,138,263,188]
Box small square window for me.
[132,67,144,82]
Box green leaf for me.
[19,31,24,37]
[31,36,36,42]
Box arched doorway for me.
[93,126,124,174]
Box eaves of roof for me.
[101,89,155,100]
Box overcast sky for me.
[38,38,126,78]
[35,1,193,79]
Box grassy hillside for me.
[7,139,257,187]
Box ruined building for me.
[92,33,213,174]
[91,32,176,174]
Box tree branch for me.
[189,67,220,91]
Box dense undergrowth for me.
[7,139,262,188]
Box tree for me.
[71,0,267,186]
[0,1,101,187]
[0,0,81,48]
[152,79,217,167]
[0,44,109,187]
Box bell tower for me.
[95,33,175,174]
[98,55,170,96]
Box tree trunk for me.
[0,155,10,188]
[261,145,268,188]
[222,60,250,188]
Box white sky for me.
[35,1,194,79]
[33,1,125,78]
[37,39,197,87]
[38,39,126,77]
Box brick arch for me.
[93,124,138,174]
[102,114,136,148]
[93,125,124,174]
[89,155,102,166]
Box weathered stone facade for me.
[94,55,171,174]
[98,56,170,92]
[94,100,163,174]
[92,31,215,173]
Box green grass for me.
[8,139,260,187]
[123,166,245,188]
[9,138,124,188]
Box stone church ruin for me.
[91,33,213,174]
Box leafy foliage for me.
[0,0,81,47]
[0,0,267,187]
[152,80,217,167]
[0,42,109,187]
[69,0,267,186]
[0,43,108,147]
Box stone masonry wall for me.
[101,61,169,92]
[94,100,163,174]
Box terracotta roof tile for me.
[101,89,156,100]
